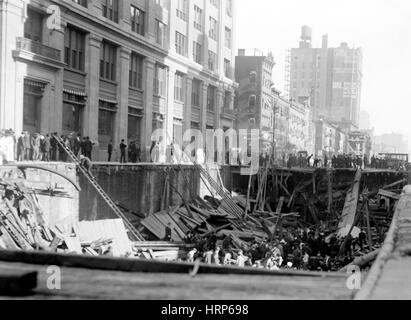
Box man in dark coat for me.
[84,137,93,160]
[107,140,113,162]
[135,143,141,163]
[50,133,58,161]
[119,139,127,163]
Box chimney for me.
[238,49,246,56]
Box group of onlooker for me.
[185,226,372,272]
[282,153,369,169]
[15,131,95,162]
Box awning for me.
[24,79,47,89]
[63,88,87,97]
[99,97,118,104]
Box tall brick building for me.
[288,26,362,132]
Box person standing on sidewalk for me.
[119,139,127,163]
[107,140,113,162]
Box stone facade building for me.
[0,0,237,161]
[272,88,311,159]
[314,119,347,157]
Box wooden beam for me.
[0,250,339,278]
[327,171,333,214]
[365,201,373,250]
[338,169,362,232]
[339,249,380,272]
[244,168,254,219]
[271,197,285,241]
[378,189,401,200]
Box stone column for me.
[184,76,193,133]
[168,0,177,55]
[116,47,131,146]
[166,66,176,143]
[215,87,224,129]
[201,82,208,135]
[202,0,209,70]
[0,0,26,132]
[142,58,155,161]
[84,33,102,143]
[49,22,65,134]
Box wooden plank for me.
[140,216,166,239]
[0,249,343,278]
[378,189,401,200]
[338,169,362,231]
[169,215,190,234]
[0,226,20,250]
[48,236,62,252]
[271,197,285,241]
[154,213,184,242]
[381,179,407,191]
[364,202,373,249]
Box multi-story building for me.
[314,119,347,157]
[272,88,311,159]
[0,0,237,161]
[373,133,409,155]
[288,26,362,131]
[235,49,275,155]
[347,130,372,159]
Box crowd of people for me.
[183,227,369,272]
[108,139,142,163]
[14,131,94,162]
[283,153,368,169]
[3,130,144,164]
[3,130,410,172]
[280,152,410,171]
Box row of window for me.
[175,32,231,77]
[70,1,167,44]
[28,6,230,77]
[72,0,232,26]
[177,0,232,23]
[174,73,233,113]
[96,77,231,140]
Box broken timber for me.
[338,169,362,232]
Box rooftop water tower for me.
[300,26,312,48]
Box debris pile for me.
[0,174,134,257]
[137,166,406,271]
[0,177,53,251]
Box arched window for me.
[248,95,256,109]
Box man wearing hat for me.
[22,132,31,160]
[31,133,41,161]
[17,133,24,161]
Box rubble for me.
[136,164,406,271]
[0,159,406,272]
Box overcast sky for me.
[236,0,411,143]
